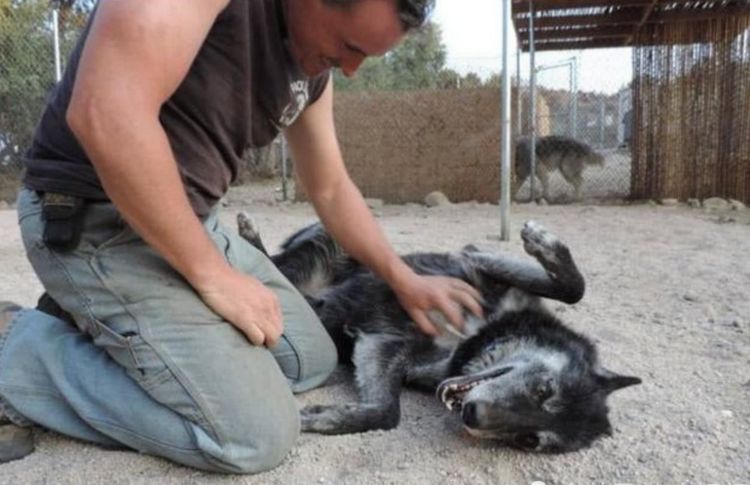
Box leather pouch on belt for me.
[41,192,86,252]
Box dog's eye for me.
[514,433,540,450]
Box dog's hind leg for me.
[470,221,585,304]
[537,166,552,202]
[559,158,584,201]
[237,212,270,255]
[301,332,409,434]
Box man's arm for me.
[285,79,483,335]
[66,0,282,346]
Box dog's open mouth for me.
[436,366,513,411]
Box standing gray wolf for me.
[515,135,605,202]
[237,214,640,453]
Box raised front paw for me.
[521,220,564,261]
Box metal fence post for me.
[528,0,536,203]
[500,0,512,241]
[52,7,62,82]
[571,56,578,139]
[516,46,522,137]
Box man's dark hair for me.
[323,0,435,31]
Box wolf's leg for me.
[537,167,551,201]
[559,158,584,201]
[301,332,409,434]
[249,220,351,295]
[236,212,269,255]
[469,221,585,304]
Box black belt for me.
[40,192,87,252]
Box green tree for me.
[0,0,91,168]
[0,0,55,167]
[436,68,461,89]
[334,21,447,91]
[460,72,482,89]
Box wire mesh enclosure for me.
[513,53,633,204]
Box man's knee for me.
[278,325,338,394]
[205,393,301,474]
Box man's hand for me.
[391,272,484,336]
[194,266,283,347]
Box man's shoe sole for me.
[0,425,34,463]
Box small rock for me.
[687,198,701,208]
[365,198,384,209]
[682,293,700,303]
[729,199,746,211]
[425,191,451,207]
[660,198,680,206]
[0,200,9,210]
[716,215,737,224]
[720,410,734,418]
[703,197,730,211]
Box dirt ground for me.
[0,182,748,484]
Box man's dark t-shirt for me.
[23,0,329,217]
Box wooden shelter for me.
[511,1,750,203]
[512,0,750,52]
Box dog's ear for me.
[461,244,480,254]
[595,368,642,394]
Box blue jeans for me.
[0,189,337,473]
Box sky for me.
[431,1,633,94]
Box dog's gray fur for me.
[515,135,605,202]
[237,214,640,453]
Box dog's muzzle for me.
[436,366,513,411]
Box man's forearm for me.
[308,176,414,289]
[68,106,228,289]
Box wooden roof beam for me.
[513,0,703,14]
[514,11,643,30]
[514,4,750,32]
[519,38,628,51]
[517,25,633,41]
[628,0,660,44]
[513,0,652,14]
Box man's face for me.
[285,0,406,78]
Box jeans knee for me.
[205,395,300,474]
[293,330,338,394]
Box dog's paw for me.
[521,221,563,259]
[300,404,342,433]
[236,211,260,241]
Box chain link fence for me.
[0,1,285,204]
[0,0,92,202]
[512,50,633,204]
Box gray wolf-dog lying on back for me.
[237,214,640,453]
[515,135,605,202]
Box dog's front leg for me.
[301,332,409,434]
[470,221,585,304]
